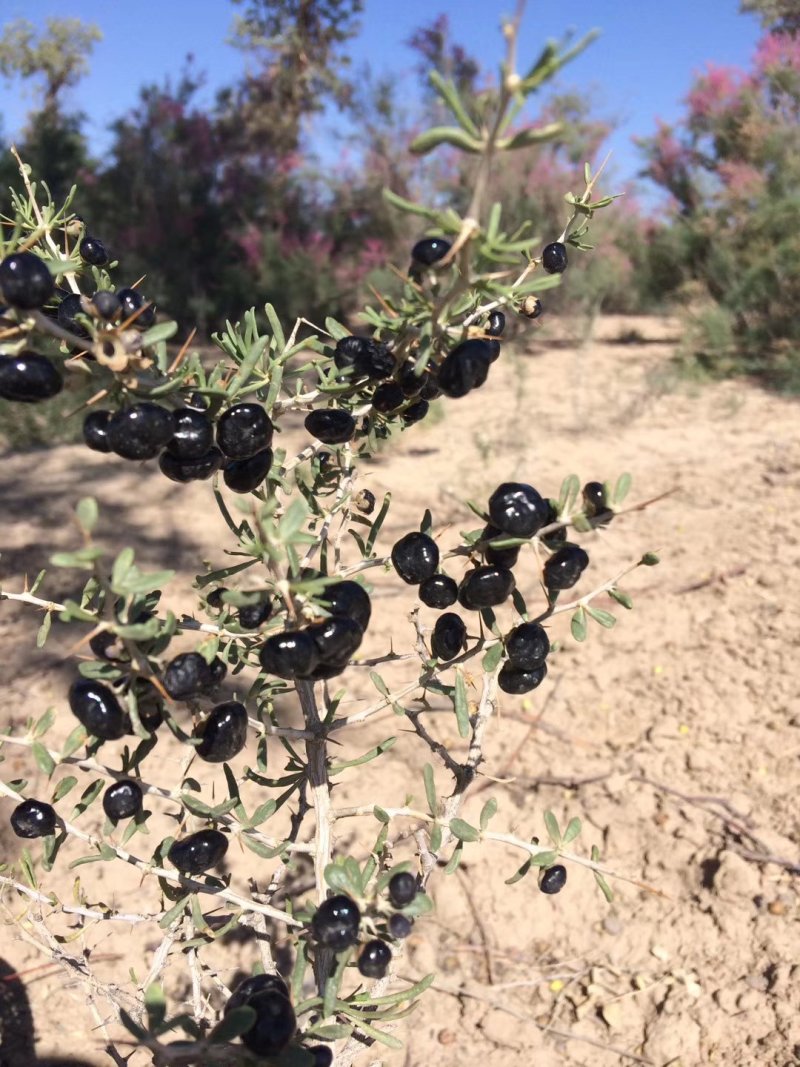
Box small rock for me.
[603,914,624,936]
[745,974,769,992]
[437,1029,457,1045]
[736,988,762,1012]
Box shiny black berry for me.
[134,683,164,733]
[68,678,126,740]
[482,525,521,569]
[307,616,363,669]
[117,287,156,329]
[308,1046,334,1067]
[355,340,394,381]
[57,293,90,336]
[371,382,404,414]
[402,399,429,424]
[102,779,143,821]
[259,631,319,680]
[305,409,356,445]
[0,353,62,403]
[79,236,108,266]
[411,236,451,266]
[431,612,466,661]
[542,242,568,274]
[10,799,56,838]
[583,480,613,526]
[333,335,369,370]
[391,532,439,584]
[358,939,391,979]
[195,701,248,763]
[223,448,273,493]
[226,974,290,1012]
[487,310,506,336]
[107,403,176,461]
[388,913,414,939]
[163,652,226,700]
[543,543,589,592]
[159,447,223,483]
[505,622,550,670]
[318,581,372,632]
[541,502,567,549]
[539,864,567,894]
[89,631,126,662]
[217,403,273,460]
[498,662,547,695]
[167,408,214,460]
[489,482,548,539]
[437,339,492,398]
[522,295,543,319]
[398,360,426,397]
[388,871,417,907]
[354,488,376,514]
[486,339,501,363]
[311,894,361,950]
[458,566,516,610]
[0,251,55,308]
[237,598,273,630]
[418,574,457,609]
[91,290,120,320]
[167,828,228,874]
[240,990,296,1057]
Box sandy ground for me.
[0,314,798,1067]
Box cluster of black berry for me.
[311,870,420,981]
[258,579,371,682]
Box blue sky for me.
[0,1,763,201]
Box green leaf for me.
[449,818,480,843]
[52,776,77,802]
[586,605,616,629]
[241,834,285,860]
[324,862,361,896]
[111,547,135,590]
[640,552,660,566]
[304,1023,353,1041]
[278,497,309,541]
[365,492,391,556]
[31,741,55,777]
[609,587,633,610]
[144,983,167,1030]
[19,848,36,889]
[180,793,214,818]
[159,894,190,929]
[613,471,632,505]
[353,972,435,1007]
[562,816,582,845]
[498,122,563,150]
[322,950,350,1020]
[61,723,87,758]
[33,708,55,739]
[409,125,483,156]
[571,606,587,642]
[479,797,497,830]
[429,821,442,853]
[329,736,396,775]
[443,840,463,874]
[350,1019,404,1050]
[428,70,480,136]
[422,763,437,818]
[529,849,559,868]
[453,668,470,739]
[140,320,178,347]
[557,474,580,513]
[382,187,438,220]
[50,548,103,570]
[543,809,562,846]
[76,497,98,533]
[373,805,390,824]
[208,1005,257,1043]
[505,857,532,885]
[594,869,614,903]
[482,641,504,673]
[248,799,277,827]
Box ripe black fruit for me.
[539,864,567,894]
[418,574,457,609]
[217,403,273,460]
[89,631,126,662]
[498,661,547,695]
[68,678,126,739]
[505,622,550,670]
[521,295,543,319]
[168,828,228,874]
[196,701,248,763]
[542,241,568,274]
[163,652,226,700]
[305,409,356,444]
[308,1046,334,1067]
[259,631,319,680]
[226,974,290,1012]
[57,293,90,336]
[543,543,589,592]
[488,482,548,538]
[388,913,414,939]
[354,488,376,514]
[167,408,214,460]
[107,403,176,461]
[482,525,520,569]
[159,447,223,483]
[358,939,392,979]
[80,236,108,266]
[486,339,501,363]
[0,353,63,403]
[223,448,273,493]
[311,894,361,950]
[91,289,120,321]
[391,532,439,584]
[318,580,372,632]
[458,566,516,610]
[355,339,394,380]
[102,779,143,821]
[411,236,451,266]
[583,480,613,526]
[237,598,273,630]
[240,990,296,1057]
[486,310,506,336]
[371,382,404,413]
[541,501,566,549]
[398,360,426,397]
[388,870,417,907]
[402,399,429,424]
[0,251,55,308]
[437,338,492,398]
[333,335,369,370]
[307,616,363,670]
[117,287,155,328]
[11,799,56,838]
[431,612,466,661]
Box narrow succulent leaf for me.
[449,818,480,843]
[562,816,582,845]
[428,70,480,136]
[409,126,483,156]
[497,122,563,150]
[543,809,562,846]
[571,606,587,642]
[453,668,470,738]
[586,605,616,629]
